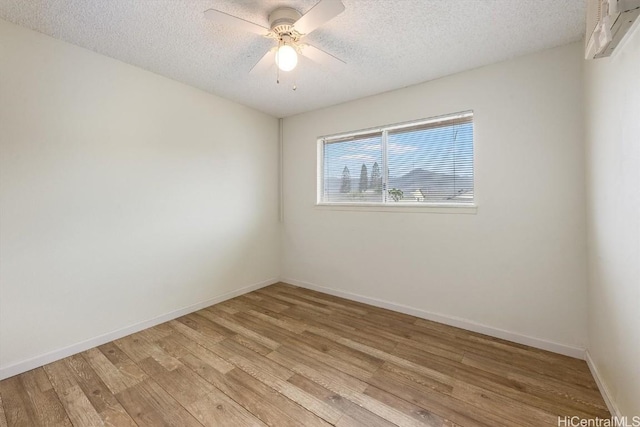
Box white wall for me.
[0,19,280,376]
[282,43,588,355]
[584,25,640,417]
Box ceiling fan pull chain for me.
[276,40,281,84]
[292,65,297,91]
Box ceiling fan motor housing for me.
[269,7,302,35]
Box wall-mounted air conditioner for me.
[585,0,640,59]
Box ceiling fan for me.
[204,0,346,76]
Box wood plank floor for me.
[0,283,609,426]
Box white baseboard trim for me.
[283,277,586,359]
[0,277,279,381]
[585,350,622,418]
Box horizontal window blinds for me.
[320,111,474,205]
[322,133,383,203]
[387,115,473,204]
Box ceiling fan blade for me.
[293,0,345,35]
[204,9,270,36]
[300,44,345,69]
[250,49,276,74]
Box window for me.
[318,111,474,206]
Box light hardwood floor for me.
[0,283,609,426]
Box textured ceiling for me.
[0,0,585,117]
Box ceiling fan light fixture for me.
[204,0,345,76]
[275,44,298,72]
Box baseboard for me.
[283,277,586,359]
[0,277,279,381]
[585,350,622,418]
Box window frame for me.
[316,110,476,212]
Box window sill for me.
[315,203,477,214]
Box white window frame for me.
[316,111,476,213]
